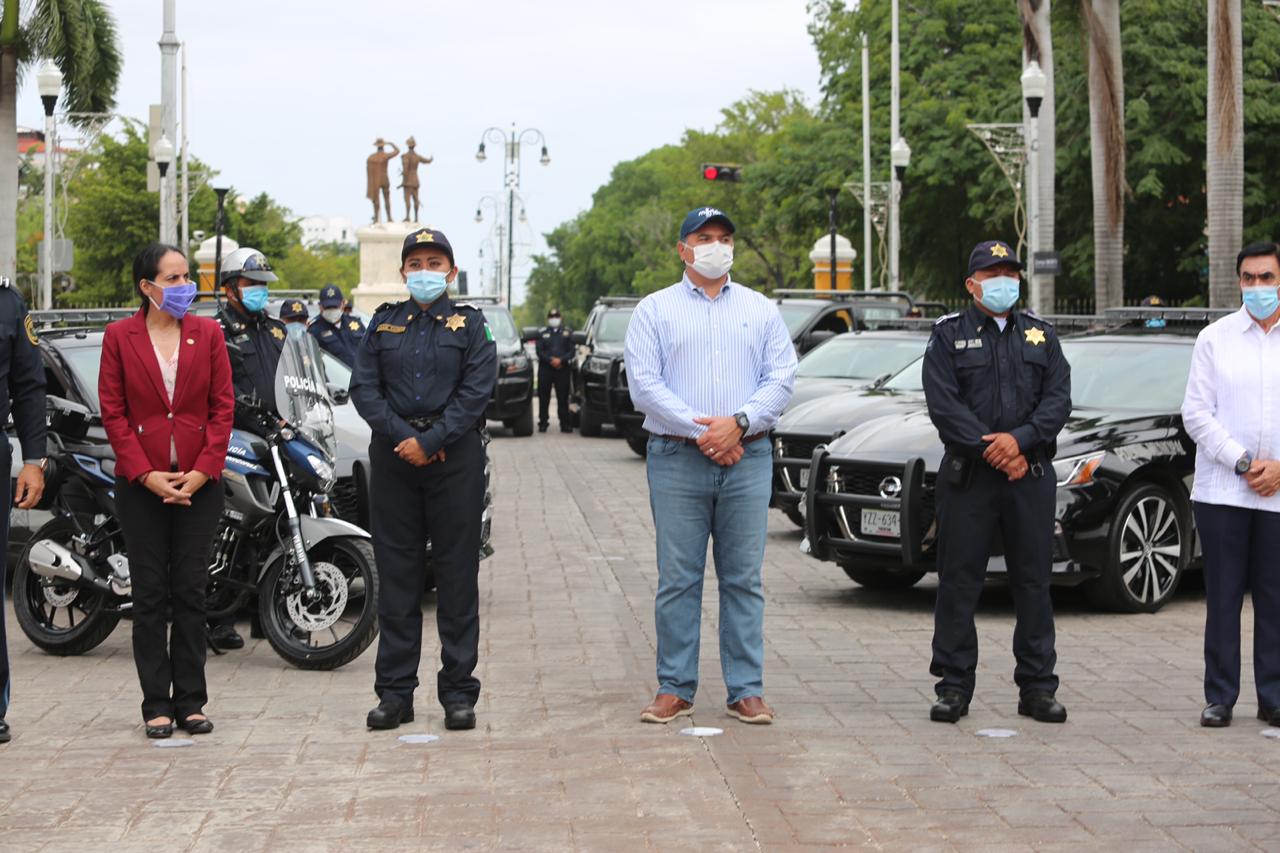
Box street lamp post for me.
[889,137,911,290]
[475,124,550,306]
[474,195,504,299]
[37,60,62,311]
[1021,60,1047,312]
[154,134,175,244]
[212,185,230,292]
[861,32,872,291]
[826,188,839,290]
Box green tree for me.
[273,243,359,293]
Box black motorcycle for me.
[11,335,380,670]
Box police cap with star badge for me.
[401,227,455,266]
[966,240,1024,277]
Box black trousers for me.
[1193,501,1280,711]
[116,477,223,720]
[0,441,11,719]
[538,364,570,428]
[931,456,1059,699]
[370,428,484,709]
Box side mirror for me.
[47,394,91,439]
[327,383,350,405]
[571,331,587,346]
[521,326,541,343]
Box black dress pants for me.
[116,477,223,720]
[370,429,484,709]
[1193,501,1280,711]
[0,441,12,719]
[931,457,1059,699]
[538,364,570,428]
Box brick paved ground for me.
[3,421,1279,851]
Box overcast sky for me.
[17,1,823,302]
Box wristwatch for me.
[733,412,750,436]
[1235,452,1253,476]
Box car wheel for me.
[624,431,648,457]
[508,404,535,437]
[781,504,805,528]
[579,404,603,437]
[840,563,927,590]
[1087,482,1188,613]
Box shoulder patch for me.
[933,311,961,326]
[24,314,38,345]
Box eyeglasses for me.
[1240,272,1278,286]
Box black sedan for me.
[801,327,1203,613]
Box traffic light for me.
[701,163,742,182]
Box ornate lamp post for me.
[475,124,550,306]
[36,60,62,310]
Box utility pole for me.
[159,0,179,245]
[180,42,190,251]
[861,33,872,292]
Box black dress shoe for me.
[0,719,10,744]
[560,426,573,433]
[145,722,174,739]
[1018,691,1068,723]
[930,691,969,723]
[178,716,215,735]
[444,704,476,731]
[1257,706,1280,726]
[537,423,548,433]
[1200,704,1232,727]
[209,624,245,650]
[366,698,414,730]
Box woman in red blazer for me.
[99,243,234,739]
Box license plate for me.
[799,468,809,489]
[860,509,900,538]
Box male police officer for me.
[535,308,574,433]
[0,280,48,744]
[922,240,1072,725]
[213,246,286,650]
[351,227,497,732]
[309,284,366,367]
[279,299,310,336]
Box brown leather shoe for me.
[640,693,693,724]
[727,696,774,724]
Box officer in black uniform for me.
[0,280,48,745]
[922,240,1072,725]
[535,308,574,433]
[309,284,366,367]
[213,246,286,650]
[351,227,497,732]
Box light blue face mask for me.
[975,275,1021,314]
[407,270,449,304]
[285,323,307,340]
[1242,285,1280,321]
[240,285,269,313]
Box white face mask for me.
[548,317,562,328]
[321,308,342,325]
[685,241,734,280]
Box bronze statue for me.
[399,136,433,223]
[366,138,400,224]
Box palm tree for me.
[0,0,121,282]
[1021,0,1055,311]
[1206,0,1242,308]
[1081,0,1126,310]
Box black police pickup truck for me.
[469,296,534,436]
[800,308,1230,613]
[570,297,637,439]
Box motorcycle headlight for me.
[1052,452,1105,487]
[503,354,530,374]
[306,453,336,492]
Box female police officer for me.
[351,228,497,731]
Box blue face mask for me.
[286,323,307,340]
[1242,285,1280,321]
[148,281,197,320]
[406,270,449,304]
[975,275,1021,314]
[240,285,269,313]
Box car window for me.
[1062,339,1193,411]
[322,351,352,389]
[484,308,520,346]
[881,356,924,391]
[796,338,926,381]
[776,304,816,336]
[60,345,103,410]
[594,309,633,344]
[812,309,854,335]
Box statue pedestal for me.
[351,222,419,314]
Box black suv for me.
[570,297,637,437]
[801,308,1231,613]
[470,297,534,436]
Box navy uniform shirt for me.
[922,303,1071,459]
[216,304,287,413]
[309,313,367,367]
[350,295,498,456]
[0,286,47,460]
[535,324,574,366]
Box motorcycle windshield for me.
[273,333,338,464]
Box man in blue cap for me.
[309,283,366,367]
[921,239,1072,725]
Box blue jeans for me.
[646,435,772,705]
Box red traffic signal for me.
[701,163,742,182]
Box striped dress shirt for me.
[624,275,796,439]
[1182,306,1280,512]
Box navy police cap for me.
[401,227,455,266]
[966,240,1024,277]
[319,283,343,307]
[679,206,736,241]
[279,299,308,321]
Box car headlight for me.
[1052,452,1105,487]
[306,453,336,492]
[503,354,530,374]
[583,356,610,376]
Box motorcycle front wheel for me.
[258,536,379,670]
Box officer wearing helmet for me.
[211,247,285,651]
[309,284,366,367]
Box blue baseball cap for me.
[679,206,736,241]
[319,283,343,308]
[279,299,308,321]
[966,240,1024,277]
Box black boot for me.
[366,698,414,730]
[930,691,969,723]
